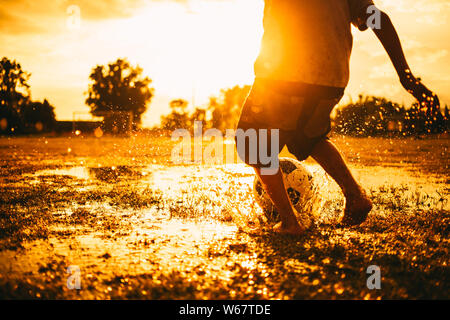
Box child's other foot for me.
[340,188,373,226]
[273,221,305,236]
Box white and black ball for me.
[253,157,316,228]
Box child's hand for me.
[400,70,440,110]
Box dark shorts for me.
[235,78,344,167]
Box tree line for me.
[163,91,449,137]
[0,57,154,135]
[160,84,251,133]
[1,56,448,136]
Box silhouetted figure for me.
[235,1,440,235]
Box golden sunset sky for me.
[1,0,449,127]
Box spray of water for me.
[223,163,345,234]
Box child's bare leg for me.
[310,138,372,225]
[311,139,360,196]
[254,167,305,235]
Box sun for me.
[50,0,265,126]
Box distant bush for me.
[334,95,449,137]
[159,85,251,133]
[21,99,56,133]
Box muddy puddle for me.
[24,161,450,220]
[0,153,448,299]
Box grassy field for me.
[0,133,448,299]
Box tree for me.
[403,101,446,135]
[160,99,210,132]
[334,94,447,136]
[208,85,251,132]
[160,99,191,130]
[191,107,207,124]
[334,95,405,136]
[0,104,21,134]
[159,85,250,133]
[0,57,57,135]
[21,99,56,133]
[445,105,450,133]
[85,58,154,130]
[0,57,31,133]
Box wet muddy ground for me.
[0,134,448,299]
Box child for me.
[236,0,440,235]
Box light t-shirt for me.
[254,0,375,88]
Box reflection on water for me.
[4,159,447,299]
[31,165,144,182]
[45,217,239,276]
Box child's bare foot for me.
[340,187,373,226]
[273,220,305,236]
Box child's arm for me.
[368,8,440,109]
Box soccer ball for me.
[253,157,316,228]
